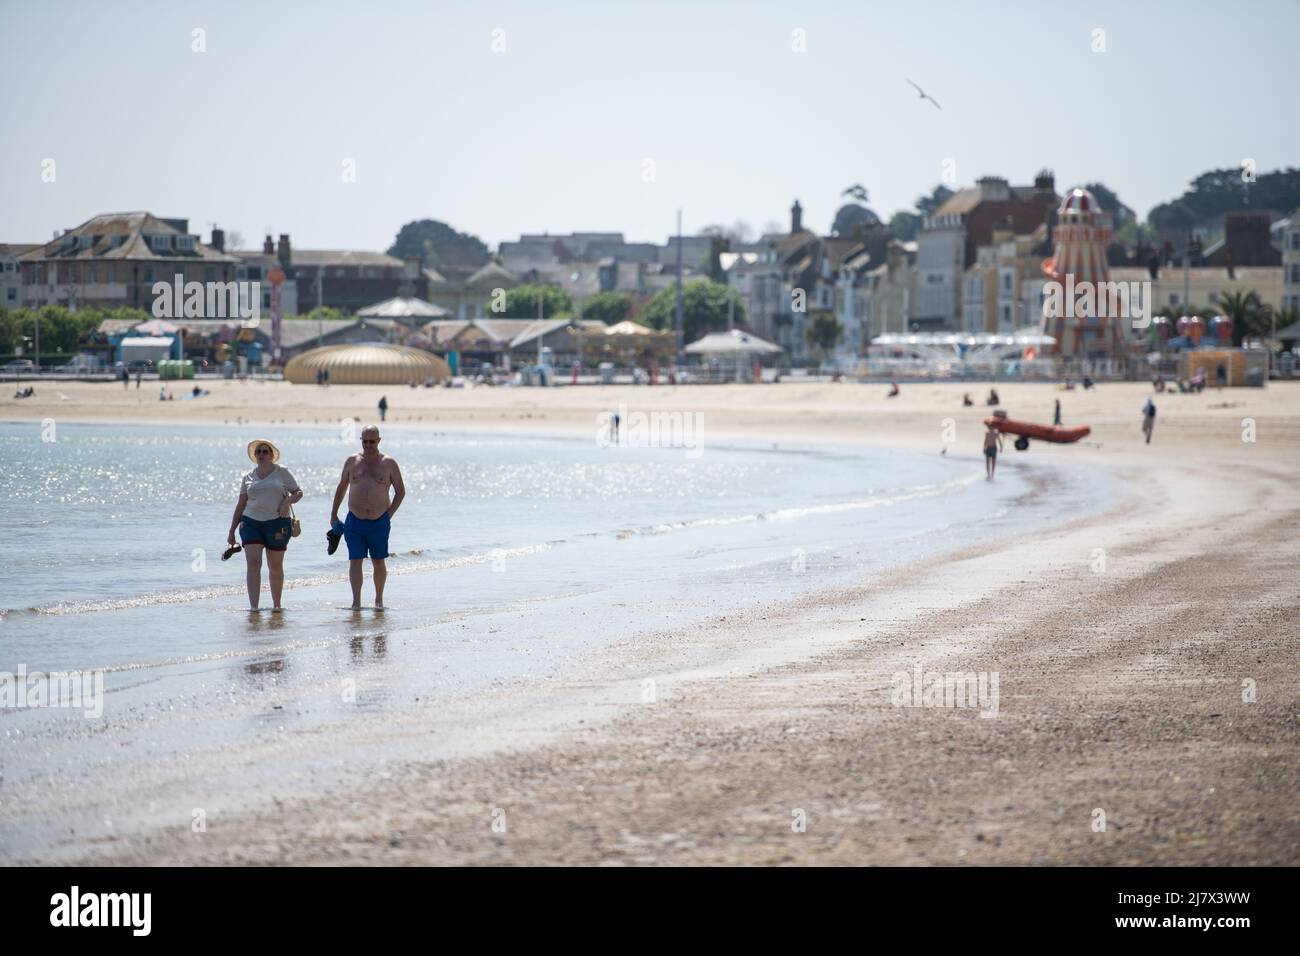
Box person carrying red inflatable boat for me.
[983,409,1091,451]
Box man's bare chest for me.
[349,460,389,487]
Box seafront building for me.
[962,223,1052,334]
[1280,209,1300,314]
[18,213,237,312]
[0,243,39,309]
[1108,265,1284,314]
[15,191,1294,374]
[913,172,1059,330]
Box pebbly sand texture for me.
[6,378,1299,865]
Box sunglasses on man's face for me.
[361,439,378,445]
[256,449,271,456]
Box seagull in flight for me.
[906,78,942,110]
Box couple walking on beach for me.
[226,424,405,611]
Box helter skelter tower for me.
[1041,188,1128,358]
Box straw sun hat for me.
[246,439,281,464]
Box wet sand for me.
[6,379,1299,864]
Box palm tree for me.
[1155,303,1211,319]
[1270,306,1299,333]
[1215,289,1267,347]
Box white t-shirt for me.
[240,465,300,521]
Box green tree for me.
[1081,182,1136,229]
[805,310,843,360]
[1271,306,1300,336]
[640,280,747,344]
[0,306,107,361]
[387,219,490,268]
[1215,289,1270,347]
[495,283,575,320]
[881,184,954,243]
[699,221,755,244]
[0,308,20,354]
[1154,303,1212,320]
[1148,166,1300,237]
[915,184,955,217]
[579,291,633,324]
[830,203,881,236]
[288,307,348,322]
[830,185,881,236]
[887,210,923,241]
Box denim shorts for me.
[240,515,293,551]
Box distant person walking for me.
[983,422,1004,479]
[1142,397,1157,444]
[378,395,388,422]
[1053,398,1062,426]
[135,369,142,389]
[121,366,129,389]
[330,425,405,610]
[1216,363,1227,389]
[228,439,303,611]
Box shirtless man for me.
[983,422,1004,479]
[330,424,405,609]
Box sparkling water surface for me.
[0,421,1114,857]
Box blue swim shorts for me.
[344,511,390,560]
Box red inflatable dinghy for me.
[984,414,1090,444]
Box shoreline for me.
[5,381,1298,865]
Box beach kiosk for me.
[684,329,782,383]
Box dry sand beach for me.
[5,379,1298,865]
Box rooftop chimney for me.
[976,176,1010,201]
[263,234,274,255]
[210,227,225,252]
[791,199,803,234]
[277,233,291,270]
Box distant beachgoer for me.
[1142,397,1156,444]
[330,425,405,610]
[611,410,621,442]
[887,382,900,398]
[1054,398,1062,426]
[378,395,388,422]
[121,367,129,389]
[159,386,167,402]
[228,440,303,611]
[1082,376,1094,390]
[987,388,1000,406]
[962,393,973,407]
[135,369,142,389]
[984,422,1004,479]
[1216,363,1226,389]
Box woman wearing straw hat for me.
[226,439,303,611]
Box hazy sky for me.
[2,0,1296,252]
